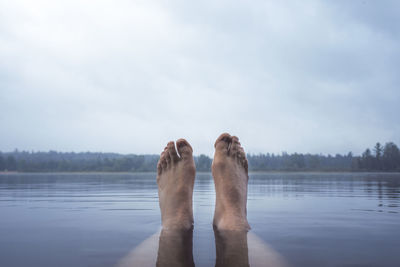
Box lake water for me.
[1,172,399,267]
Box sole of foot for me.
[157,139,196,231]
[212,133,250,231]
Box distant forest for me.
[0,142,399,172]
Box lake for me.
[0,172,399,267]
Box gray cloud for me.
[1,0,399,156]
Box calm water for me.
[0,172,399,267]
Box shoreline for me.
[1,171,400,175]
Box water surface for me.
[0,172,399,267]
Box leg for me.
[214,229,249,267]
[157,228,194,267]
[156,139,196,267]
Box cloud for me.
[1,0,399,155]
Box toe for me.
[157,161,162,175]
[238,147,248,172]
[229,136,241,156]
[167,141,180,162]
[214,133,232,154]
[160,151,168,169]
[165,151,171,168]
[236,149,245,165]
[232,136,240,146]
[243,158,249,173]
[238,146,246,157]
[176,138,193,160]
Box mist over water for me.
[1,172,399,267]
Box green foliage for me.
[195,154,212,172]
[1,141,399,173]
[0,153,4,170]
[382,142,400,170]
[0,151,159,172]
[5,155,17,171]
[358,142,400,171]
[246,152,353,171]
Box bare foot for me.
[212,133,250,231]
[157,139,196,230]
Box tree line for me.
[357,142,400,171]
[0,141,399,172]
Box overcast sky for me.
[1,0,399,156]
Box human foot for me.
[157,139,196,230]
[212,133,250,231]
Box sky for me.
[1,0,399,156]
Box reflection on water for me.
[117,228,287,267]
[0,172,400,267]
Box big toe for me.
[214,133,232,154]
[176,138,193,160]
